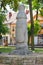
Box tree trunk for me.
[36,9,38,20]
[36,0,39,20]
[28,35,30,47]
[0,34,2,45]
[28,0,34,50]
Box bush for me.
[40,8,43,16]
[27,20,41,45]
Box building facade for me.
[2,10,43,46]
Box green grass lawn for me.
[0,46,16,53]
[0,46,43,53]
[34,48,43,53]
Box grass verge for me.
[0,46,43,53]
[0,46,16,53]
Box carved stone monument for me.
[16,4,28,49]
[10,4,32,55]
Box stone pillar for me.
[10,4,32,55]
[16,4,28,49]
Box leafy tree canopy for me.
[27,20,41,36]
[0,10,9,35]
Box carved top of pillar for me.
[16,4,27,19]
[18,4,25,11]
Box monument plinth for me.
[10,4,32,55]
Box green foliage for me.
[0,0,29,11]
[1,0,11,10]
[39,8,43,16]
[39,0,43,4]
[32,0,40,9]
[32,0,43,10]
[27,20,41,46]
[9,0,19,11]
[0,13,5,23]
[1,24,9,34]
[27,20,41,36]
[19,0,28,4]
[1,0,19,11]
[0,11,9,35]
[1,0,43,11]
[34,20,41,35]
[27,24,31,36]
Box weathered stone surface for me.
[36,57,43,64]
[0,54,43,65]
[16,4,27,44]
[16,4,28,49]
[9,4,32,55]
[0,64,9,65]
